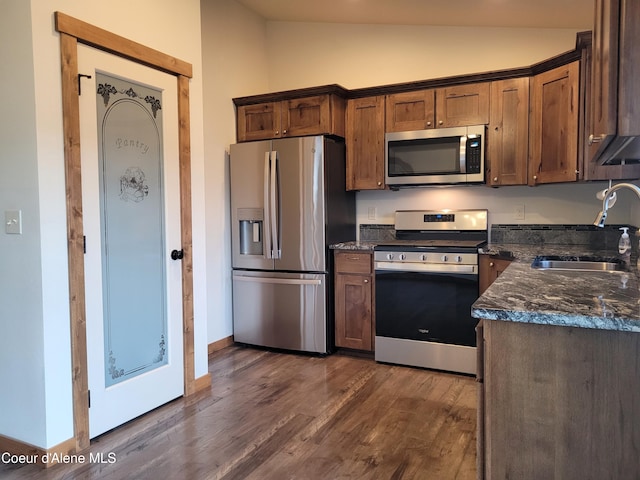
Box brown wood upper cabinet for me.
[486,78,530,186]
[435,83,490,127]
[385,90,435,132]
[236,94,345,142]
[386,83,490,132]
[528,61,580,185]
[587,0,640,167]
[346,96,386,190]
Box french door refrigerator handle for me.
[263,151,273,259]
[270,150,281,259]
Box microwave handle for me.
[459,135,467,174]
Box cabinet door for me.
[334,252,374,351]
[588,0,619,162]
[581,40,640,180]
[476,320,486,480]
[385,90,435,132]
[334,273,373,351]
[435,83,490,128]
[479,255,512,295]
[487,78,529,186]
[346,96,385,190]
[482,320,640,479]
[529,62,580,185]
[237,102,282,142]
[282,95,331,137]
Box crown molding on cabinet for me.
[232,31,592,105]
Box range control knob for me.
[386,253,394,261]
[420,253,428,261]
[441,255,448,262]
[399,253,406,260]
[455,255,462,263]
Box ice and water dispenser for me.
[237,208,264,256]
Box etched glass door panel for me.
[79,44,183,438]
[97,72,167,386]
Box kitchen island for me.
[472,244,640,480]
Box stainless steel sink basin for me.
[531,255,626,272]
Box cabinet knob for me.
[588,134,603,145]
[363,279,369,284]
[377,181,382,186]
[493,177,498,182]
[533,175,538,180]
[275,130,279,135]
[426,121,432,127]
[489,262,495,267]
[282,129,287,135]
[438,120,444,125]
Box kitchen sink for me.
[531,255,627,272]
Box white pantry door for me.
[78,44,184,438]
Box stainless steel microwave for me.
[385,125,485,187]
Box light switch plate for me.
[5,210,22,234]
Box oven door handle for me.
[375,261,478,275]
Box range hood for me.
[598,135,640,166]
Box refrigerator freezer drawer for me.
[232,271,328,353]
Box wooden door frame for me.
[55,12,197,451]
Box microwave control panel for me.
[466,137,482,174]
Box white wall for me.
[0,0,48,448]
[200,0,269,343]
[356,183,632,235]
[0,0,207,449]
[264,23,582,91]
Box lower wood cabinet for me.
[479,254,513,295]
[334,251,374,351]
[477,319,640,480]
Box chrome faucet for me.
[593,181,640,227]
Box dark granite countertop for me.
[331,241,376,251]
[473,243,640,333]
[332,224,640,332]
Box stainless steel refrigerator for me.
[230,136,355,354]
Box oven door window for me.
[375,270,478,347]
[387,137,461,177]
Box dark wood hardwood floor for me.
[1,345,477,479]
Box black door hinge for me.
[88,390,91,408]
[83,235,86,254]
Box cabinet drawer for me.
[334,252,372,274]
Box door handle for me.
[171,249,184,260]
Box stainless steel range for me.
[374,209,488,375]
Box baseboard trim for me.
[193,372,212,393]
[208,335,234,355]
[0,434,76,468]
